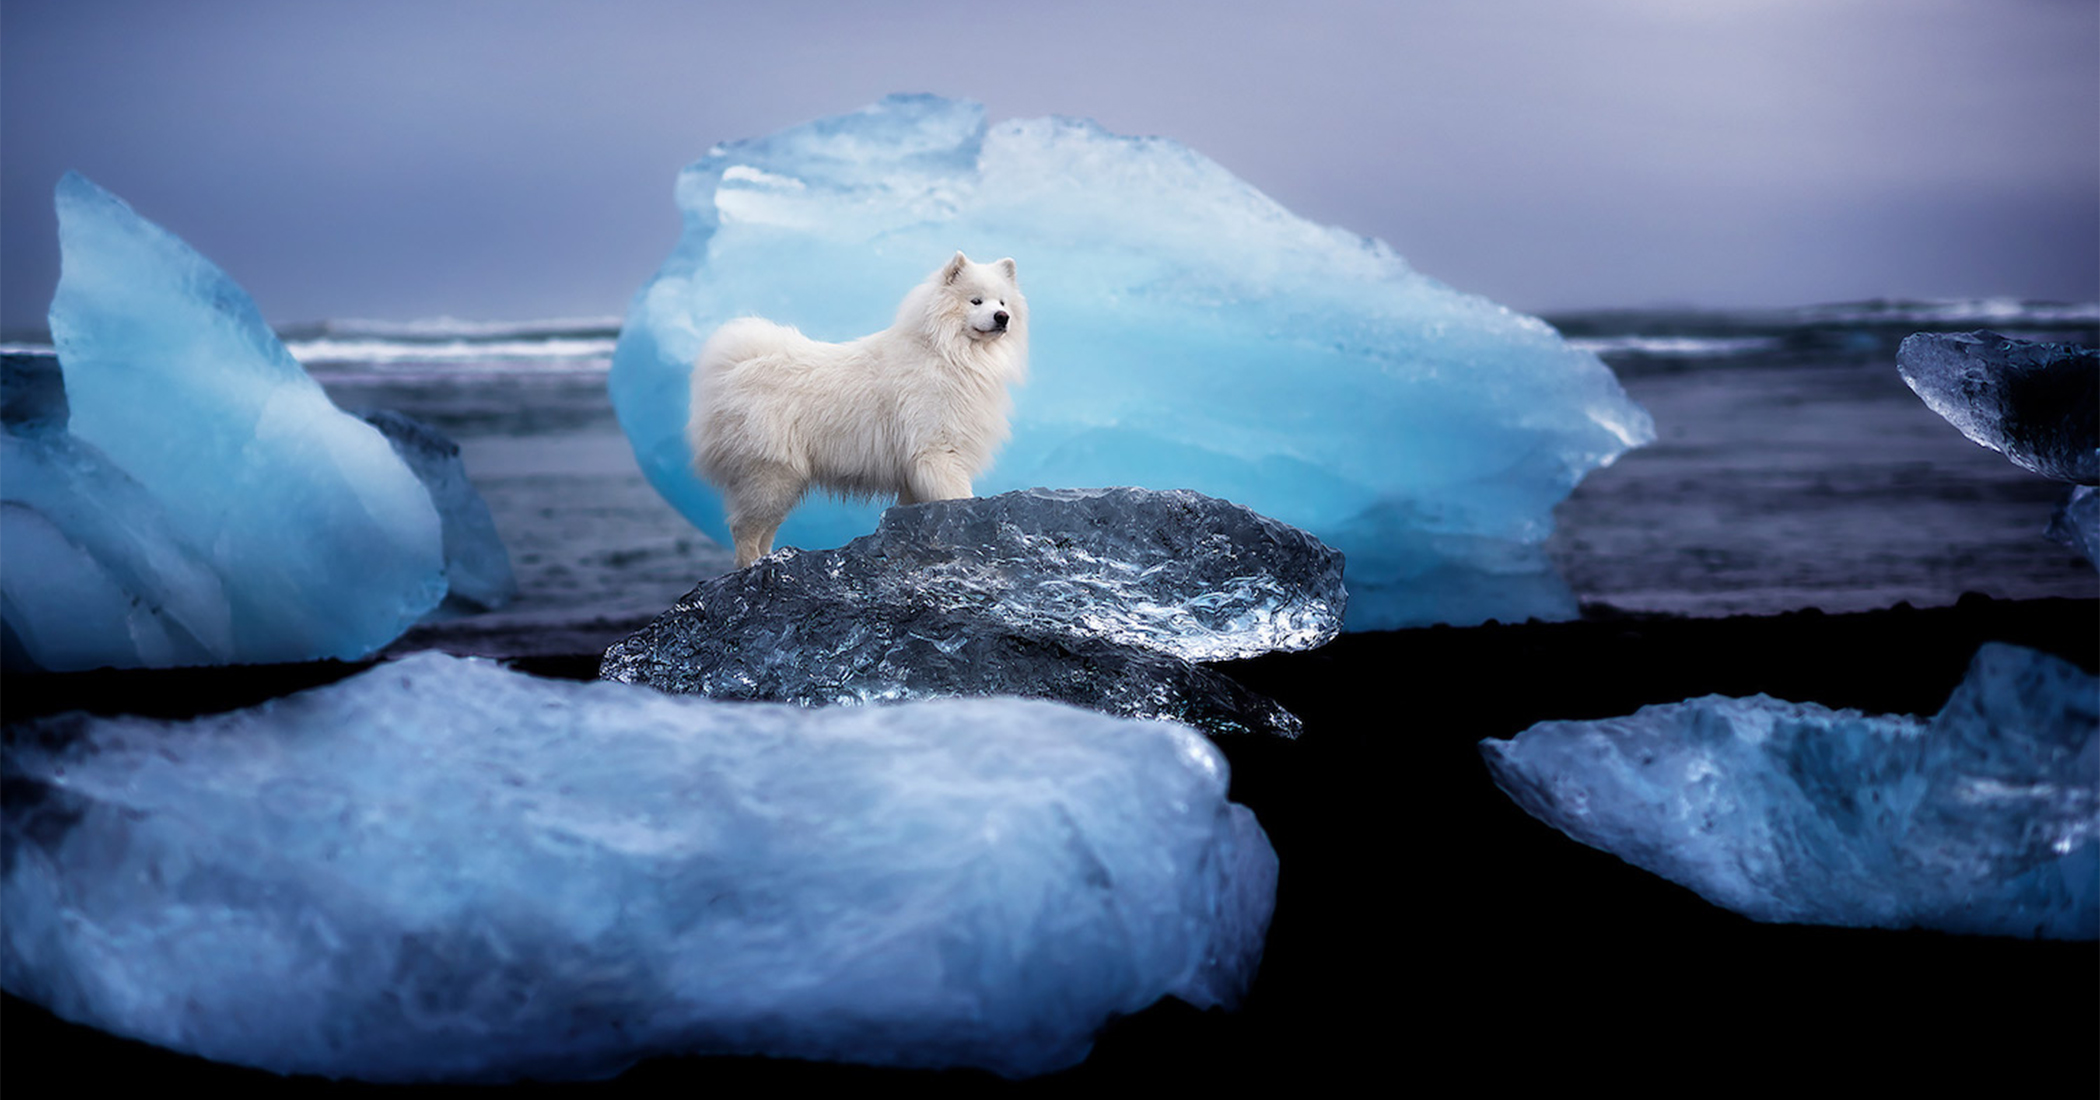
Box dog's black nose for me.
[993,311,1009,328]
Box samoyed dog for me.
[688,252,1028,567]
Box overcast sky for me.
[3,0,2094,330]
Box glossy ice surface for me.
[600,487,1341,737]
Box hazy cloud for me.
[3,0,2093,328]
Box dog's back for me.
[689,254,1026,567]
[690,318,901,494]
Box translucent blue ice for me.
[7,174,449,667]
[2,652,1278,1081]
[609,95,1653,630]
[360,410,517,612]
[1481,644,2099,939]
[2,397,234,669]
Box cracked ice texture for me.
[1481,644,2099,939]
[608,95,1653,630]
[599,488,1340,738]
[1,652,1276,1081]
[1896,330,2099,484]
[20,173,445,664]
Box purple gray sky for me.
[3,0,2095,330]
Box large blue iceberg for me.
[610,95,1653,630]
[1481,644,2099,939]
[2,652,1277,1081]
[1,174,510,669]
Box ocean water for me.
[266,301,2100,652]
[1547,300,2099,617]
[14,301,2094,657]
[275,319,734,657]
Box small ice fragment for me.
[1896,330,2100,484]
[1481,643,2099,939]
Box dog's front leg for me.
[906,451,974,502]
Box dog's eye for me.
[970,298,983,306]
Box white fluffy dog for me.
[688,252,1028,567]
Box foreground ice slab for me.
[1481,644,2099,939]
[1896,330,2099,484]
[610,95,1653,630]
[601,488,1339,737]
[2,652,1277,1081]
[23,173,445,664]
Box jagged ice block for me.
[28,172,446,663]
[2,652,1277,1081]
[4,175,518,668]
[600,488,1340,737]
[609,95,1653,630]
[1896,330,2099,484]
[1480,643,2099,939]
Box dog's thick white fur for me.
[689,252,1028,567]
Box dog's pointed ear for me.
[997,257,1017,282]
[942,251,968,284]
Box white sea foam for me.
[284,336,615,366]
[1567,335,1782,358]
[1792,298,2100,326]
[307,315,622,340]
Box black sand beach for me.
[4,308,2095,1090]
[5,593,2094,1093]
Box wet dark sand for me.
[6,593,2094,1093]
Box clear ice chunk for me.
[608,95,1654,630]
[1480,643,2100,939]
[39,172,447,662]
[1896,330,2100,484]
[2,175,532,666]
[2047,485,2098,568]
[359,410,517,612]
[1,651,1277,1081]
[600,487,1341,737]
